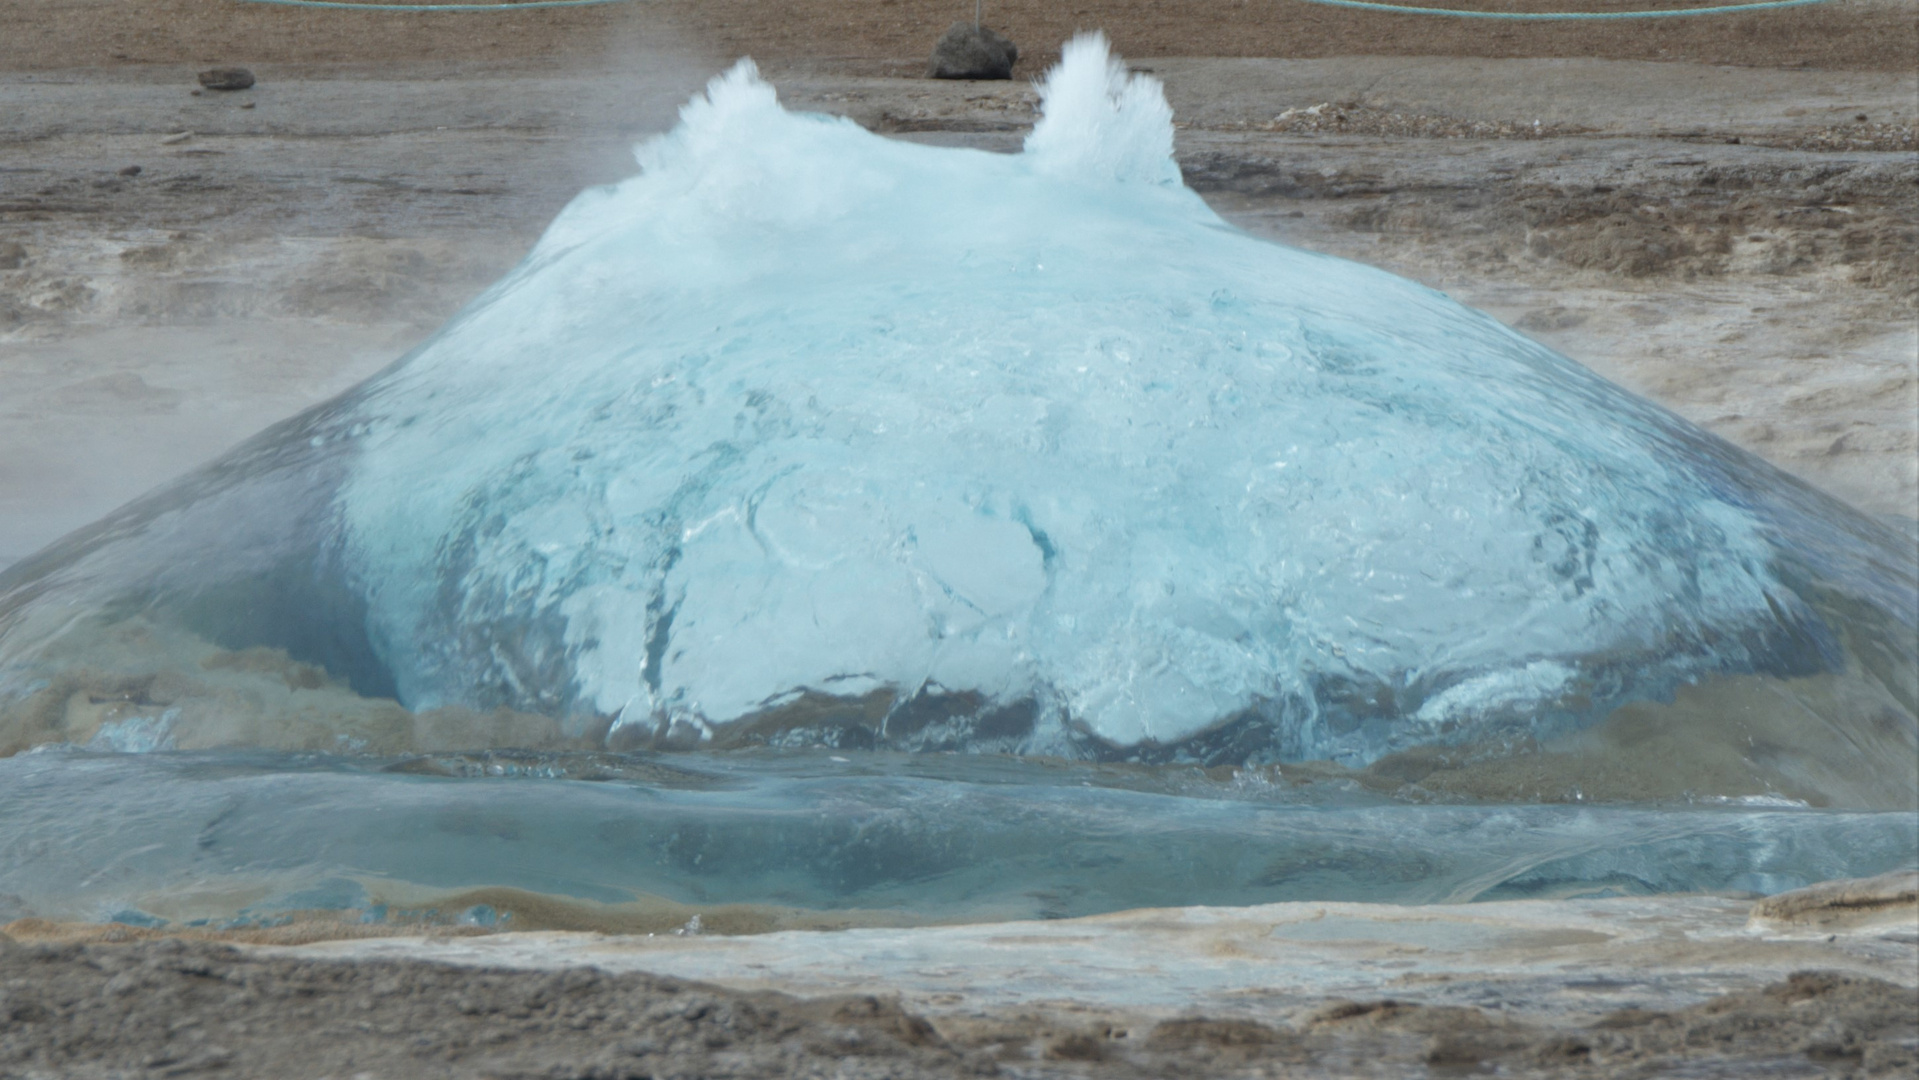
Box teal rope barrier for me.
[1284,0,1830,18]
[228,0,1829,15]
[232,0,1824,11]
[232,0,1825,14]
[232,0,637,11]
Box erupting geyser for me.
[1,38,1913,818]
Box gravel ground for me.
[5,0,1918,75]
[2,931,1915,1079]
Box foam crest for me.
[543,57,891,249]
[1023,33,1179,186]
[636,56,782,178]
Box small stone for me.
[197,67,256,92]
[118,165,142,177]
[928,22,1017,80]
[0,241,26,270]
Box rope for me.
[231,0,1825,12]
[1283,0,1831,19]
[230,0,638,11]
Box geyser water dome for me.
[0,37,1913,811]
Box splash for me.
[0,37,1912,802]
[1023,34,1178,184]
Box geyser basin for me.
[2,747,1914,928]
[0,38,1912,924]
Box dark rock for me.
[928,22,1017,80]
[1147,1018,1280,1049]
[1042,1033,1104,1061]
[118,165,143,177]
[197,67,256,92]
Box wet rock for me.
[928,22,1017,80]
[197,67,255,92]
[1748,870,1919,934]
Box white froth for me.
[1023,33,1180,186]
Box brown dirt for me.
[1233,103,1918,154]
[4,0,1916,75]
[3,932,1914,1078]
[0,932,979,1080]
[1179,130,1919,295]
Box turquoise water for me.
[2,746,1912,926]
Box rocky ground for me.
[5,872,1919,1078]
[6,0,1917,76]
[2,939,1911,1079]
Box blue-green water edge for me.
[3,747,1912,928]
